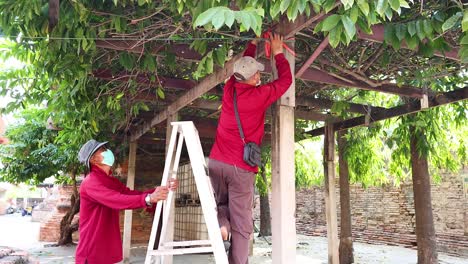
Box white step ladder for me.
[144,121,228,264]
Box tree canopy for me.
[0,108,80,184]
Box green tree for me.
[0,108,83,245]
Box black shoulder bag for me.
[233,89,262,167]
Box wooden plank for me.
[296,97,387,114]
[123,141,137,263]
[358,24,460,61]
[93,69,197,90]
[262,60,424,98]
[129,13,329,140]
[130,52,241,141]
[271,18,297,264]
[95,40,203,61]
[294,110,339,122]
[299,68,424,98]
[295,37,329,78]
[306,87,468,136]
[323,125,339,264]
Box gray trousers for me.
[208,159,255,264]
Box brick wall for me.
[254,168,468,257]
[39,186,77,242]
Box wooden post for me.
[123,141,137,263]
[324,124,339,263]
[271,18,296,264]
[338,130,354,264]
[163,113,178,264]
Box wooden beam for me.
[123,141,137,263]
[295,37,329,78]
[129,53,239,141]
[323,125,339,263]
[93,69,196,90]
[129,13,329,141]
[95,40,203,61]
[189,98,336,121]
[294,110,339,122]
[358,24,460,62]
[306,86,468,136]
[261,59,424,98]
[298,68,424,98]
[296,97,387,114]
[271,17,297,264]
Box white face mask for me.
[256,80,261,86]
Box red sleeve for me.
[112,176,155,195]
[85,182,147,210]
[258,53,293,108]
[243,42,257,58]
[121,187,155,195]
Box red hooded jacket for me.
[75,166,154,264]
[209,43,293,173]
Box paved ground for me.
[1,214,467,264]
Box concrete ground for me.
[1,214,467,264]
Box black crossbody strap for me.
[233,89,246,144]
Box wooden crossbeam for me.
[295,110,340,122]
[189,98,335,120]
[294,67,424,98]
[95,40,203,61]
[295,37,329,78]
[305,87,468,136]
[260,60,424,98]
[93,69,196,90]
[296,97,386,114]
[358,24,460,62]
[128,14,325,140]
[95,63,425,99]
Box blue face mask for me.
[101,149,115,167]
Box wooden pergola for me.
[91,10,466,264]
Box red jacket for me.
[76,166,153,264]
[209,43,293,173]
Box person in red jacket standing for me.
[75,139,178,264]
[209,33,292,264]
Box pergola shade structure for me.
[87,8,465,264]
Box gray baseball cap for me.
[78,139,108,168]
[233,56,264,81]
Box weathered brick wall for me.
[254,168,468,257]
[39,186,76,242]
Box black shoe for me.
[223,240,231,253]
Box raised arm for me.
[243,41,257,58]
[256,34,293,108]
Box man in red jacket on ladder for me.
[209,33,293,264]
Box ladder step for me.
[148,246,214,256]
[162,240,212,247]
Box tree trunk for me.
[58,171,80,246]
[409,118,438,263]
[259,168,272,237]
[338,131,354,264]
